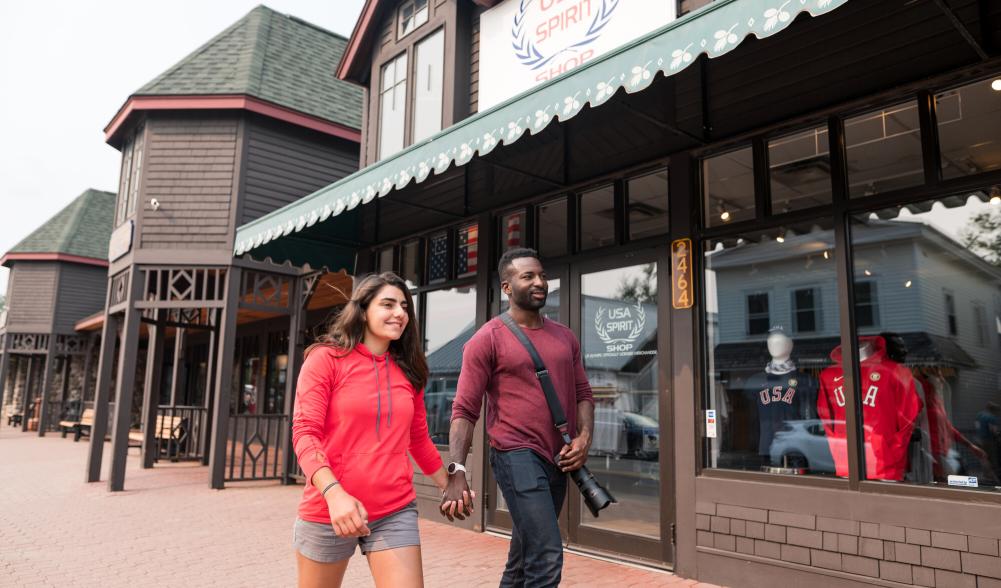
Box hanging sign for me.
[671,238,693,309]
[478,0,676,109]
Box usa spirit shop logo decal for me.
[511,0,619,82]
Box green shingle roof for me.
[135,5,362,130]
[6,189,116,261]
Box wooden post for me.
[108,268,145,492]
[201,313,217,466]
[36,335,58,436]
[86,305,120,482]
[0,335,10,419]
[79,333,96,404]
[208,267,242,489]
[169,327,185,406]
[20,356,34,433]
[281,275,304,484]
[141,311,165,469]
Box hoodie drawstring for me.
[372,355,393,439]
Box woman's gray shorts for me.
[292,501,420,563]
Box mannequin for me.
[816,335,921,481]
[745,327,817,464]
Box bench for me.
[6,406,22,428]
[128,415,187,460]
[60,408,95,441]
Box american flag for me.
[428,232,449,283]
[505,213,522,249]
[457,224,478,278]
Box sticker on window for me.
[947,475,978,488]
[705,410,717,439]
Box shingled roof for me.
[130,5,362,130]
[3,189,116,265]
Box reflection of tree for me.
[963,208,1001,267]
[616,263,657,303]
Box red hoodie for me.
[816,336,920,481]
[292,344,443,524]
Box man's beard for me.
[512,287,547,310]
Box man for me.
[441,248,594,588]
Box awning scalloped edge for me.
[235,0,850,256]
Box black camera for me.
[570,465,616,517]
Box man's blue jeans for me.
[490,448,568,588]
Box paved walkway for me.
[0,426,721,587]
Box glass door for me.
[566,253,670,563]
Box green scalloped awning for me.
[234,0,851,256]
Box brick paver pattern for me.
[0,427,721,587]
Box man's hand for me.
[440,473,475,522]
[557,433,591,472]
[325,486,370,537]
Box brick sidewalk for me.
[0,427,721,587]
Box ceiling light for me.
[864,269,872,276]
[991,196,1001,206]
[823,250,830,260]
[720,210,731,222]
[992,79,1001,92]
[776,235,785,243]
[905,280,912,288]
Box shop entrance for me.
[486,249,673,565]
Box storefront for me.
[234,0,1001,584]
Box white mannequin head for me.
[767,327,793,361]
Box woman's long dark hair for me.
[306,272,428,391]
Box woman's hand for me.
[325,486,370,537]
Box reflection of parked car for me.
[769,419,835,473]
[623,412,659,461]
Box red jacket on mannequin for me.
[817,336,921,481]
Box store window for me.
[427,231,449,284]
[850,194,1001,491]
[456,223,479,279]
[378,53,408,160]
[423,286,477,445]
[937,76,1001,180]
[500,209,526,252]
[537,198,568,258]
[704,221,840,476]
[580,184,615,250]
[703,146,754,227]
[401,239,421,288]
[792,287,821,334]
[412,29,444,143]
[628,169,669,240]
[398,0,428,38]
[378,246,395,273]
[845,101,923,198]
[769,125,831,213]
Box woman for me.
[291,272,460,587]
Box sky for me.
[0,0,366,297]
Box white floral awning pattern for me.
[234,0,850,256]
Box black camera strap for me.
[498,312,573,445]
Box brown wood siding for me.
[469,13,480,114]
[380,4,394,48]
[140,115,239,250]
[52,263,106,334]
[240,116,360,225]
[5,263,57,329]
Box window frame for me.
[944,289,958,336]
[790,285,822,334]
[397,0,429,40]
[744,290,771,337]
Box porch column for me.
[169,328,185,406]
[281,276,304,484]
[20,356,34,433]
[201,314,217,466]
[79,333,96,405]
[59,353,71,410]
[208,267,242,489]
[108,268,145,491]
[0,336,10,417]
[141,311,165,469]
[36,335,58,436]
[86,312,120,482]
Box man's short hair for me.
[498,247,540,280]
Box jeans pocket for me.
[507,451,546,493]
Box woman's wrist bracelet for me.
[320,480,340,497]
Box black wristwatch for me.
[447,462,467,475]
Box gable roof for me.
[2,189,116,267]
[106,5,363,143]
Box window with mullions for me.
[398,0,428,38]
[704,220,841,477]
[115,127,143,226]
[937,76,1001,180]
[628,169,669,240]
[703,145,754,228]
[500,209,526,252]
[769,125,831,214]
[849,193,1001,492]
[580,184,615,251]
[537,198,568,258]
[378,53,408,160]
[845,100,924,198]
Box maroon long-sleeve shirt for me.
[451,316,593,463]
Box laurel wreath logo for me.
[511,0,619,71]
[594,302,646,345]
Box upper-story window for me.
[398,0,428,38]
[412,28,444,143]
[378,52,408,160]
[945,290,958,336]
[115,125,144,226]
